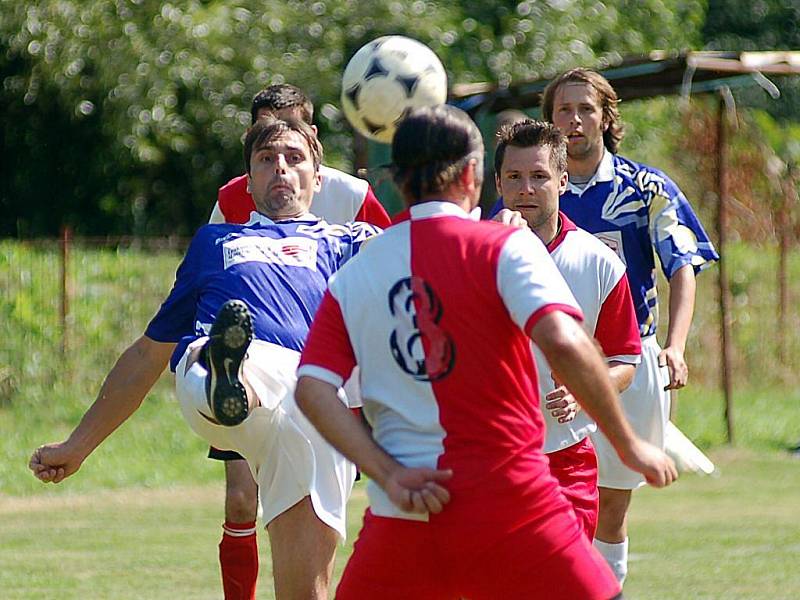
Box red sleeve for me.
[299,291,357,383]
[218,175,256,224]
[594,273,641,358]
[354,186,391,228]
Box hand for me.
[384,466,453,514]
[29,442,85,484]
[545,385,579,424]
[619,438,678,488]
[492,208,527,229]
[659,346,688,390]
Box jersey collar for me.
[566,148,614,196]
[546,211,577,253]
[394,201,481,224]
[245,211,319,226]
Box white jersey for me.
[536,214,641,453]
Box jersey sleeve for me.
[337,222,383,266]
[496,228,583,334]
[646,170,719,279]
[217,175,256,224]
[594,273,641,363]
[354,186,392,228]
[144,231,206,342]
[297,290,357,388]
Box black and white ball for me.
[341,36,448,144]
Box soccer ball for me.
[341,35,448,144]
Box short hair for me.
[250,84,314,125]
[391,105,484,204]
[243,117,322,174]
[541,68,624,154]
[494,119,567,175]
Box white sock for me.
[594,537,629,585]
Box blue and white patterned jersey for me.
[488,151,718,337]
[145,212,380,370]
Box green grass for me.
[2,240,800,597]
[1,453,798,599]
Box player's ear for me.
[495,173,503,198]
[558,170,568,194]
[311,124,319,136]
[313,170,322,193]
[246,175,252,193]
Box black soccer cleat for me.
[204,300,253,426]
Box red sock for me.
[219,520,258,600]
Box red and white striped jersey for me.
[299,201,584,533]
[210,165,391,228]
[537,213,641,453]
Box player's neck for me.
[567,145,604,181]
[532,215,561,248]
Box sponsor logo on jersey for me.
[594,230,626,264]
[222,236,318,271]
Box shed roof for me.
[449,50,800,115]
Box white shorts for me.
[175,338,356,539]
[590,335,670,490]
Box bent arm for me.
[608,361,635,394]
[530,311,676,487]
[296,376,452,513]
[30,335,175,483]
[531,312,636,455]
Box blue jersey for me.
[489,151,718,337]
[145,213,380,370]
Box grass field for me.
[1,240,799,598]
[2,450,798,599]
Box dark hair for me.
[243,117,322,173]
[494,119,567,175]
[250,84,314,125]
[541,68,624,153]
[391,105,484,204]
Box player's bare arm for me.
[29,335,175,483]
[660,264,696,390]
[295,376,452,514]
[530,311,677,488]
[546,361,634,423]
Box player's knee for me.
[598,491,630,530]
[225,480,258,521]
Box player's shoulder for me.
[218,174,248,196]
[318,164,369,195]
[296,217,381,240]
[563,226,627,276]
[615,153,680,193]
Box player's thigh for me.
[593,340,669,489]
[336,511,454,600]
[463,526,620,600]
[267,497,338,592]
[548,438,599,540]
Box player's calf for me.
[204,300,253,426]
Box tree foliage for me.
[2,0,705,236]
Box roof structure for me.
[449,50,800,115]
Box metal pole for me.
[777,173,794,366]
[716,91,735,445]
[60,225,71,357]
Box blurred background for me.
[1,0,799,490]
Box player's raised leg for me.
[205,300,255,426]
